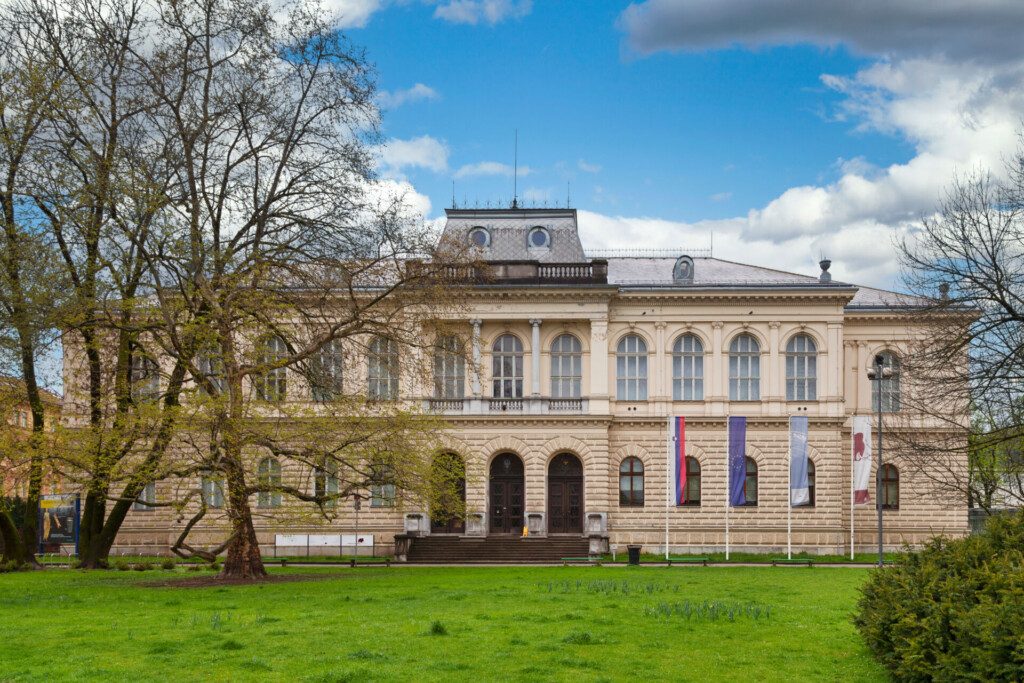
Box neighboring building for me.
[87,207,968,557]
[0,377,62,497]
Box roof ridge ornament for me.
[673,255,695,284]
[819,258,832,283]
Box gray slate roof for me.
[441,208,585,263]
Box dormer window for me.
[468,227,490,248]
[528,226,550,249]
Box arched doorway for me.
[489,453,524,534]
[430,452,466,534]
[548,452,583,534]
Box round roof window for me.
[528,226,550,249]
[468,227,490,248]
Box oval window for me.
[528,227,550,248]
[468,227,490,247]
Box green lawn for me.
[0,566,886,682]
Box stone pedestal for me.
[585,512,607,535]
[466,512,486,537]
[404,513,430,536]
[526,512,546,536]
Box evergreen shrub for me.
[855,510,1024,681]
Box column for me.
[827,323,844,415]
[856,341,869,413]
[768,321,781,415]
[470,319,482,413]
[529,319,542,397]
[710,321,725,415]
[589,317,609,413]
[654,321,667,403]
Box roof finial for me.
[818,257,832,283]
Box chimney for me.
[818,258,832,283]
[939,282,950,301]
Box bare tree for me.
[895,142,1024,513]
[128,0,469,579]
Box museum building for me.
[110,207,968,560]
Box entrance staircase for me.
[405,535,590,563]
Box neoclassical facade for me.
[107,207,967,557]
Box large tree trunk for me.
[220,460,266,580]
[0,511,26,564]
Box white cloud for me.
[377,136,449,177]
[322,0,384,28]
[364,178,433,219]
[433,0,532,25]
[609,1,1024,289]
[453,161,533,179]
[376,83,440,110]
[577,159,602,173]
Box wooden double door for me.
[548,453,584,534]
[489,453,524,534]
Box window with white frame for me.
[785,334,818,401]
[314,464,339,508]
[433,335,465,399]
[308,339,343,402]
[729,333,761,401]
[196,350,226,394]
[368,337,399,400]
[672,334,704,400]
[616,334,648,401]
[550,334,582,398]
[257,457,282,508]
[130,353,161,402]
[133,482,156,511]
[491,334,524,398]
[201,475,225,508]
[254,335,288,402]
[871,351,901,412]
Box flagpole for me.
[665,416,671,561]
[850,424,855,560]
[725,415,730,561]
[787,415,792,560]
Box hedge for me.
[855,510,1024,681]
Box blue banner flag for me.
[728,416,747,507]
[789,416,810,506]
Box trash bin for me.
[627,545,641,565]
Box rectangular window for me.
[133,482,156,511]
[370,483,396,508]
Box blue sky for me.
[336,0,1024,289]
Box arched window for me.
[871,352,901,413]
[550,334,582,399]
[881,464,899,510]
[807,459,816,507]
[672,334,704,401]
[684,457,701,506]
[729,334,761,401]
[308,339,343,402]
[201,475,224,508]
[528,226,551,249]
[491,334,524,398]
[618,457,644,507]
[131,353,161,402]
[257,458,282,508]
[468,226,490,248]
[368,337,399,400]
[743,456,758,506]
[616,334,648,401]
[314,463,339,508]
[254,335,288,402]
[433,335,465,400]
[786,334,817,401]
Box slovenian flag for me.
[790,415,810,506]
[728,416,747,506]
[668,416,686,505]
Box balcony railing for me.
[423,397,589,415]
[434,260,608,285]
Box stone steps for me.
[406,535,590,563]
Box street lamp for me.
[866,355,895,567]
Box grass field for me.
[0,566,886,682]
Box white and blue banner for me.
[789,416,811,506]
